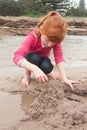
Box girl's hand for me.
[62,78,80,91]
[33,66,48,83]
[19,59,48,83]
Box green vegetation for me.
[66,0,87,17]
[0,0,87,17]
[22,9,45,18]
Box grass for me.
[23,10,45,18]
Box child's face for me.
[41,35,56,47]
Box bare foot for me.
[21,71,31,87]
[47,72,60,80]
[21,77,30,87]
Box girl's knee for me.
[40,57,53,74]
[25,53,41,66]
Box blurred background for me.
[0,0,87,17]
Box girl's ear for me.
[39,26,44,34]
[40,25,43,30]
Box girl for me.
[13,11,79,90]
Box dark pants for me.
[25,53,53,74]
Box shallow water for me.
[0,91,35,129]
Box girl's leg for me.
[21,70,31,87]
[40,57,60,80]
[22,53,42,86]
[25,53,42,66]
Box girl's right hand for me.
[19,59,48,83]
[33,66,48,83]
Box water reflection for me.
[20,93,35,114]
[0,91,35,129]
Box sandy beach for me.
[0,34,87,130]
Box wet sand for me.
[0,35,87,130]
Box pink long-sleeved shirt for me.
[13,30,64,66]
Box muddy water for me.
[0,91,35,129]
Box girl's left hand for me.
[62,78,80,91]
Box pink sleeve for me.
[13,32,34,65]
[53,43,64,64]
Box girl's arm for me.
[57,62,80,91]
[19,59,48,83]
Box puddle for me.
[0,91,35,129]
[20,93,35,114]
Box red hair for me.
[35,11,67,43]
